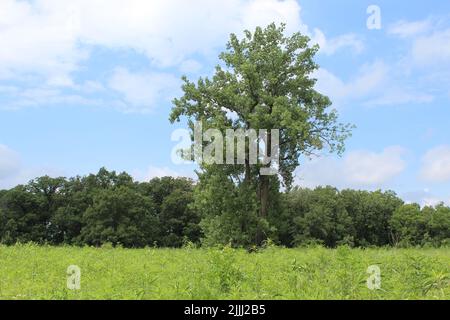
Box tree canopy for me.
[170,23,352,244]
[0,169,448,248]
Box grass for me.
[0,243,448,300]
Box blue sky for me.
[0,0,449,206]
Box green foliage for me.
[78,186,158,247]
[207,245,243,292]
[169,23,353,245]
[390,204,427,246]
[193,170,261,247]
[390,204,450,247]
[0,168,449,248]
[341,189,404,246]
[0,244,448,300]
[278,187,449,248]
[289,187,353,247]
[0,168,199,248]
[139,177,202,247]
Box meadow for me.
[0,244,448,300]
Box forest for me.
[0,167,448,248]
[0,24,449,250]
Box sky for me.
[0,0,449,206]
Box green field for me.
[0,244,448,300]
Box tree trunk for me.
[259,176,269,218]
[244,159,251,184]
[256,130,271,245]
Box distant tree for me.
[424,205,450,246]
[79,186,158,247]
[0,185,43,243]
[26,176,67,243]
[290,187,353,247]
[82,167,134,190]
[49,177,88,244]
[139,177,201,246]
[341,189,403,246]
[277,187,313,246]
[390,204,427,246]
[0,167,447,248]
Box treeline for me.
[277,188,450,247]
[0,168,201,247]
[0,168,449,248]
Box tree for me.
[78,186,159,247]
[170,23,352,245]
[289,187,354,247]
[341,189,403,246]
[424,205,450,246]
[0,185,43,243]
[390,204,427,246]
[139,177,201,247]
[27,176,67,243]
[49,177,89,244]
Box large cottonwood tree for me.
[170,23,352,245]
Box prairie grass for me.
[0,244,448,300]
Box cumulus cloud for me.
[296,146,407,189]
[0,0,87,80]
[343,147,407,186]
[314,60,388,105]
[179,60,203,74]
[314,57,437,108]
[420,145,450,182]
[0,144,66,189]
[0,0,367,112]
[0,144,21,180]
[0,0,303,78]
[388,19,432,38]
[411,29,450,67]
[388,17,450,68]
[108,67,180,113]
[364,89,434,107]
[314,31,364,55]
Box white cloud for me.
[344,147,407,186]
[383,17,450,102]
[314,60,388,105]
[179,60,203,74]
[364,89,434,107]
[133,165,195,182]
[108,67,180,113]
[402,189,449,207]
[0,86,104,110]
[0,144,66,189]
[420,145,450,182]
[411,28,450,66]
[389,18,450,68]
[388,20,432,38]
[315,58,436,108]
[0,0,366,112]
[0,0,87,80]
[314,31,364,55]
[296,146,407,189]
[0,144,21,180]
[3,0,332,112]
[0,0,304,78]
